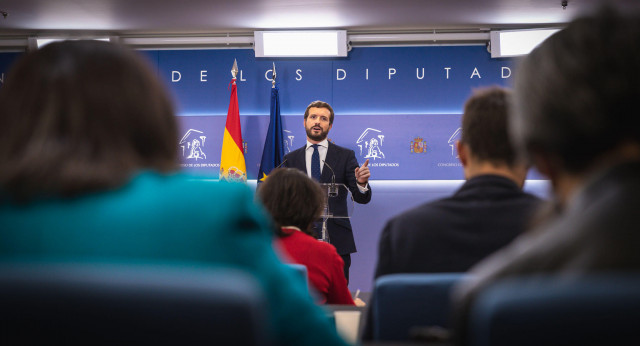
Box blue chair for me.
[0,262,270,345]
[372,273,467,341]
[468,274,640,346]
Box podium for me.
[318,183,354,243]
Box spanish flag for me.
[219,59,247,182]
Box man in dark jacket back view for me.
[373,87,541,279]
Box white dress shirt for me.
[305,139,329,176]
[304,139,369,192]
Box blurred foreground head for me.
[511,6,640,178]
[0,40,178,202]
[257,168,325,236]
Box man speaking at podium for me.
[285,100,372,282]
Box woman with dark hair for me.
[0,40,347,346]
[258,168,358,305]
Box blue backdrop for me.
[0,46,520,180]
[140,45,530,180]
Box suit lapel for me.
[293,145,307,171]
[322,142,339,183]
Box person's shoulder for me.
[283,146,305,164]
[290,231,325,247]
[284,232,339,257]
[290,231,338,253]
[384,197,451,230]
[89,171,267,238]
[508,188,544,212]
[133,171,254,205]
[398,196,452,219]
[286,145,306,156]
[314,238,343,258]
[328,141,352,153]
[327,142,358,162]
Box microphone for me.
[274,158,288,169]
[322,160,338,197]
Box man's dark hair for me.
[512,6,640,173]
[257,168,325,237]
[0,40,178,202]
[460,87,517,166]
[304,100,335,125]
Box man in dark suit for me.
[284,100,372,282]
[374,87,540,279]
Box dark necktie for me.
[311,144,321,181]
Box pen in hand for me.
[353,289,365,307]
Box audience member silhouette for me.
[0,40,347,346]
[453,7,640,345]
[258,168,362,306]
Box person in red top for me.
[258,168,357,305]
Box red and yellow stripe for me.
[220,80,247,182]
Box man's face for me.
[304,107,332,142]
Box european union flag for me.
[258,83,285,183]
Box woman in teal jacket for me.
[0,40,347,346]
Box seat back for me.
[0,262,270,345]
[469,274,640,346]
[372,273,467,341]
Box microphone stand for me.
[274,158,287,169]
[319,160,338,242]
[322,160,338,197]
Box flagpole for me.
[258,62,285,183]
[231,59,238,83]
[272,62,276,88]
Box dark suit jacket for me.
[453,161,640,345]
[363,175,540,340]
[375,175,541,278]
[363,174,540,341]
[284,142,372,255]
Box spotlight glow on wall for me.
[254,30,347,57]
[490,28,560,58]
[36,37,111,48]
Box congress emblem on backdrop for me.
[283,130,294,153]
[356,128,386,160]
[448,128,462,158]
[410,137,428,154]
[179,129,208,161]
